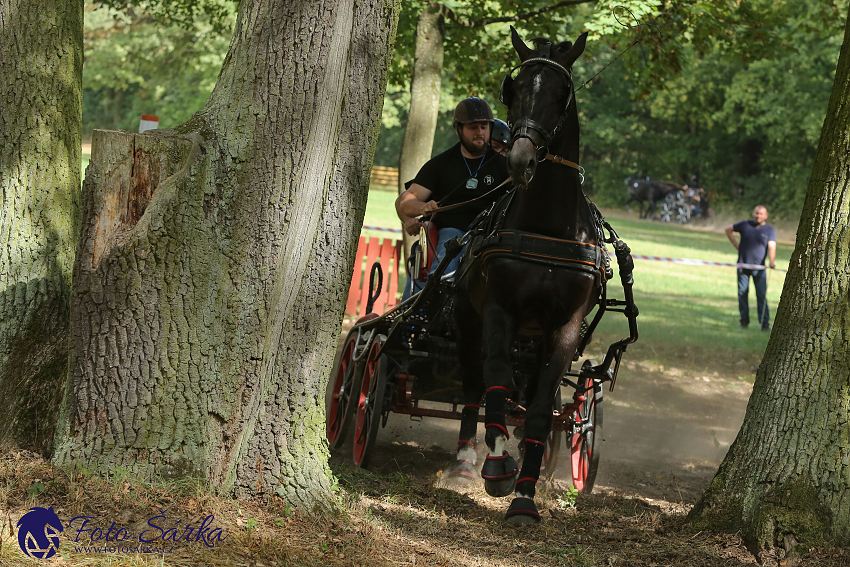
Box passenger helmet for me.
[491,118,510,145]
[453,97,494,127]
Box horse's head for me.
[501,27,587,187]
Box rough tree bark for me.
[397,2,444,254]
[52,0,399,510]
[0,0,82,455]
[689,7,850,557]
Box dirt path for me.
[328,331,752,506]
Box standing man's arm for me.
[725,224,739,250]
[767,240,776,269]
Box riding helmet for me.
[491,118,510,145]
[453,97,494,127]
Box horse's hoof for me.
[505,497,541,524]
[485,476,517,497]
[482,451,518,497]
[442,460,480,486]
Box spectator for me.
[725,205,777,331]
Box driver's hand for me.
[769,261,776,269]
[403,217,422,236]
[420,200,439,215]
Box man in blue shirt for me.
[725,205,777,331]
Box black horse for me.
[624,175,681,219]
[448,28,606,524]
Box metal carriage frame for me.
[327,230,639,493]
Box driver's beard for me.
[460,134,487,157]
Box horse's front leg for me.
[506,323,579,524]
[444,297,485,484]
[480,304,519,497]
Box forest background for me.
[83,0,846,222]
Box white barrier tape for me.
[613,252,786,272]
[362,225,403,234]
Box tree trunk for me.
[689,7,850,556]
[53,0,398,510]
[397,2,444,254]
[0,0,82,455]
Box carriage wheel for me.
[326,329,363,448]
[353,336,390,468]
[540,387,563,482]
[571,360,603,493]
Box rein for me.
[427,155,579,216]
[429,177,513,215]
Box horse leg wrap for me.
[459,405,479,444]
[516,439,545,499]
[484,386,509,451]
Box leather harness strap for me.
[471,230,605,279]
[543,153,580,170]
[424,155,577,216]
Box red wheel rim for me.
[353,342,381,466]
[570,377,595,492]
[326,334,357,444]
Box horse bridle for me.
[500,55,575,155]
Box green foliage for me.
[377,0,847,216]
[556,484,579,508]
[578,0,846,216]
[389,1,585,103]
[97,0,236,33]
[27,482,46,498]
[82,2,235,136]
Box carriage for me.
[329,27,640,522]
[326,216,639,494]
[659,188,710,224]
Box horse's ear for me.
[510,26,534,62]
[559,32,588,67]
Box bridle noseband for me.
[501,56,575,155]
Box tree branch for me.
[444,0,597,28]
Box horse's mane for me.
[530,37,574,56]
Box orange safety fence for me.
[345,236,404,318]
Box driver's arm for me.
[396,183,438,236]
[767,240,777,269]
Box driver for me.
[396,97,509,297]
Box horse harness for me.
[459,157,614,286]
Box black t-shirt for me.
[733,220,776,265]
[410,143,509,231]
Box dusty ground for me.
[328,332,754,508]
[1,346,846,567]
